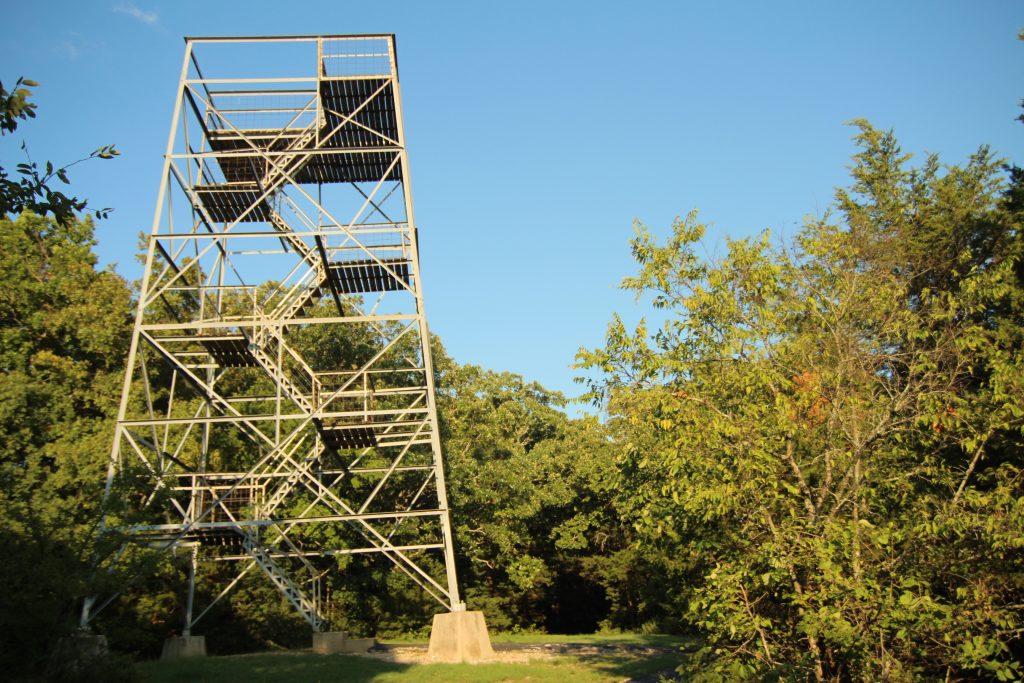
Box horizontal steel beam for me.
[185,34,395,44]
[141,314,417,331]
[130,508,444,532]
[212,543,444,561]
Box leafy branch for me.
[1,77,119,224]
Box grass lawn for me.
[137,634,692,683]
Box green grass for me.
[136,635,693,683]
[138,654,678,683]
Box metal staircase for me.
[242,532,324,630]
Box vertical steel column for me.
[80,40,193,629]
[387,37,463,611]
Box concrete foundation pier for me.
[427,611,494,663]
[161,635,206,659]
[313,631,378,654]
[54,634,108,660]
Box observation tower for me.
[82,35,485,656]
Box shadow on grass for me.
[138,638,698,683]
[585,651,690,682]
[139,654,631,683]
[138,652,412,683]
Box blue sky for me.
[4,1,1021,410]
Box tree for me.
[577,123,1023,681]
[434,347,643,634]
[0,212,133,676]
[1,77,118,224]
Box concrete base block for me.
[313,631,378,654]
[161,635,206,659]
[313,631,348,654]
[54,634,108,660]
[427,611,494,663]
[47,635,110,678]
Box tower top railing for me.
[180,34,399,140]
[184,34,398,82]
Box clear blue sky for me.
[4,1,1021,410]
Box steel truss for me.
[82,35,463,634]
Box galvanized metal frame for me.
[82,35,464,634]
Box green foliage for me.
[578,123,1024,681]
[1,77,37,134]
[0,76,649,650]
[1,77,118,224]
[433,346,671,634]
[0,212,133,675]
[6,75,1020,683]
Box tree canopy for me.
[577,121,1023,681]
[0,212,132,675]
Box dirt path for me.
[368,641,679,664]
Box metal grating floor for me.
[194,185,271,223]
[328,258,411,293]
[199,336,259,368]
[320,424,378,450]
[320,78,398,148]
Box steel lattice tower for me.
[82,35,464,635]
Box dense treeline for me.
[578,122,1024,680]
[2,79,1022,681]
[0,212,651,670]
[0,215,133,675]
